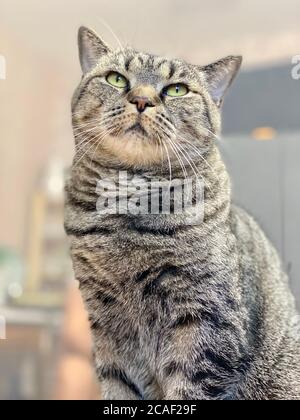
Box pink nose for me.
[129,96,154,113]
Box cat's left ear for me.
[78,26,111,74]
[201,56,242,107]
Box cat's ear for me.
[202,56,242,107]
[78,26,111,74]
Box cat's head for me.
[72,27,242,171]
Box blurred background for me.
[0,0,299,400]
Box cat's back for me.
[230,205,300,399]
[229,204,295,314]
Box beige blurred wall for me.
[0,31,74,251]
[0,0,300,253]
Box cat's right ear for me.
[201,56,242,107]
[78,26,111,74]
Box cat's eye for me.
[106,71,128,89]
[164,83,189,97]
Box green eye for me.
[165,84,189,97]
[106,71,128,88]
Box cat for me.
[65,26,300,400]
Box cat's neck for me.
[70,145,231,233]
[122,146,231,233]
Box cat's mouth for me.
[125,122,148,138]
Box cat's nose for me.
[129,96,155,113]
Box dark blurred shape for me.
[222,133,300,308]
[223,64,300,135]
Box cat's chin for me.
[101,133,164,168]
[125,122,149,139]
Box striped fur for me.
[65,27,300,400]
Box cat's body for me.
[65,27,300,400]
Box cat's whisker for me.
[164,137,188,181]
[74,135,98,153]
[156,111,221,145]
[156,114,177,135]
[155,124,191,180]
[166,135,210,192]
[159,135,172,183]
[73,124,103,139]
[73,120,112,138]
[72,115,125,141]
[171,141,202,183]
[90,124,121,163]
[74,124,116,158]
[74,126,116,168]
[72,120,100,129]
[72,119,99,130]
[156,123,203,183]
[72,111,122,132]
[72,107,125,121]
[74,125,109,154]
[177,135,220,182]
[200,126,221,142]
[73,116,122,149]
[154,119,215,189]
[154,131,167,173]
[156,133,165,171]
[74,137,100,163]
[96,17,124,51]
[157,133,174,178]
[74,127,103,148]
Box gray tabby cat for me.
[65,26,300,400]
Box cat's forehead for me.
[106,48,196,83]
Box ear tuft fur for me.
[202,56,242,106]
[78,26,110,74]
